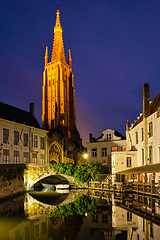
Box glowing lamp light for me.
[84,154,88,159]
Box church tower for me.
[42,9,81,144]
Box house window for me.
[41,222,47,235]
[136,132,138,144]
[102,214,108,223]
[127,157,132,167]
[106,134,111,140]
[40,137,45,149]
[32,153,37,163]
[142,128,144,141]
[149,146,152,164]
[3,128,9,144]
[33,225,39,238]
[122,146,126,152]
[149,122,153,137]
[101,148,107,157]
[14,151,20,164]
[150,221,153,238]
[3,149,9,164]
[142,149,144,165]
[23,133,28,147]
[24,152,29,163]
[92,215,98,222]
[32,135,38,148]
[127,212,132,221]
[92,148,97,157]
[112,147,117,152]
[40,154,45,163]
[14,131,19,145]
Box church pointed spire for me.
[68,49,72,69]
[51,9,65,62]
[44,46,49,66]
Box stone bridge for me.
[24,164,86,191]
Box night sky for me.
[1,0,160,146]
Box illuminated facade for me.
[42,9,80,144]
[0,102,48,164]
[86,129,126,167]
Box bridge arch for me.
[24,164,77,191]
[49,141,63,164]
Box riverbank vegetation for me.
[49,162,109,183]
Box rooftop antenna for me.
[57,2,59,10]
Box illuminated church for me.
[42,9,82,163]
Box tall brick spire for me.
[51,9,65,62]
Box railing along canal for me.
[88,181,160,197]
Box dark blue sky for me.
[1,0,160,145]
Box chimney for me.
[89,133,92,143]
[126,119,130,131]
[143,83,150,118]
[30,102,34,116]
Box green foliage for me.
[49,162,109,183]
[49,194,107,217]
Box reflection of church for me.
[42,9,83,164]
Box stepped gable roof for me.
[0,102,41,129]
[132,92,160,128]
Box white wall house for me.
[86,129,126,167]
[112,84,160,183]
[0,102,48,164]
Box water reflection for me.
[0,190,160,240]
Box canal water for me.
[0,190,160,240]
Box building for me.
[112,83,160,184]
[0,102,48,164]
[41,9,83,164]
[42,9,81,145]
[86,129,126,167]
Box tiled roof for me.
[132,92,160,128]
[0,102,41,129]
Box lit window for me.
[92,148,97,157]
[40,137,45,149]
[101,148,107,157]
[127,157,132,167]
[3,149,9,164]
[112,147,117,152]
[122,146,126,152]
[32,135,38,148]
[14,151,20,164]
[3,128,9,144]
[14,131,19,145]
[149,146,152,164]
[23,133,28,147]
[149,122,153,137]
[136,132,138,144]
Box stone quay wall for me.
[0,164,25,200]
